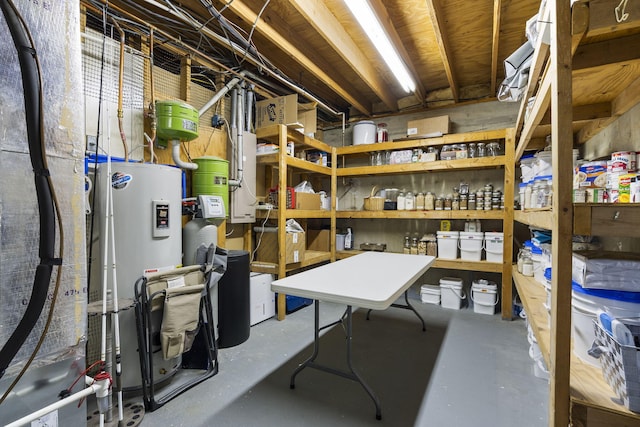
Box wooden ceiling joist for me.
[288,0,397,112]
[425,0,459,103]
[224,1,372,115]
[490,0,502,95]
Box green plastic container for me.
[156,100,199,141]
[193,157,229,216]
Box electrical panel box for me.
[229,131,256,223]
[152,200,171,238]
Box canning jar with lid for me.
[425,192,435,210]
[435,195,444,210]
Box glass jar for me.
[426,235,437,256]
[405,191,415,210]
[415,192,425,210]
[452,195,460,210]
[444,195,453,211]
[410,237,419,255]
[411,149,420,163]
[477,143,486,157]
[418,236,428,255]
[468,194,476,211]
[377,123,388,143]
[403,235,411,254]
[522,251,534,277]
[460,194,468,210]
[397,191,406,210]
[468,143,477,158]
[425,192,435,210]
[435,195,444,210]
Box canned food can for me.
[612,151,636,172]
[606,189,619,203]
[618,173,636,203]
[573,189,586,203]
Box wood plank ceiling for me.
[88,0,544,121]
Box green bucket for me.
[156,100,199,141]
[193,157,229,216]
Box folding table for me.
[271,252,435,420]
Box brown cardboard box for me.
[295,192,321,210]
[307,229,330,251]
[255,95,317,134]
[407,115,451,138]
[257,230,306,264]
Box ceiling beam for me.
[490,0,502,95]
[576,75,640,143]
[224,0,372,115]
[367,0,426,103]
[288,0,397,111]
[573,33,640,71]
[425,0,459,102]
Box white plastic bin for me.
[440,277,465,310]
[471,280,498,315]
[571,283,640,368]
[437,231,459,259]
[458,231,483,261]
[420,284,441,305]
[483,232,504,263]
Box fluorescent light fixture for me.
[344,0,416,93]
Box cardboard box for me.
[407,115,451,138]
[307,229,330,251]
[257,230,305,264]
[295,192,321,210]
[255,95,317,134]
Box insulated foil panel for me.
[0,0,86,374]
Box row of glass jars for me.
[396,189,504,211]
[403,234,437,256]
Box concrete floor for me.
[137,294,548,426]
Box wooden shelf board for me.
[513,268,640,421]
[257,124,333,152]
[255,209,332,219]
[336,251,501,273]
[257,154,332,175]
[251,250,331,274]
[514,209,554,230]
[335,209,505,220]
[336,129,508,155]
[336,156,506,177]
[433,258,503,273]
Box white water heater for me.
[91,162,182,390]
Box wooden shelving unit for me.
[252,124,336,320]
[513,269,640,425]
[335,128,515,319]
[513,1,640,425]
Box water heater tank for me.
[91,162,182,390]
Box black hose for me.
[0,0,60,379]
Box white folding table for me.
[271,252,435,420]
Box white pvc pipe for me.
[5,377,108,427]
[171,140,198,170]
[198,72,245,117]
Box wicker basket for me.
[363,186,384,211]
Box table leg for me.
[367,291,426,331]
[290,302,382,420]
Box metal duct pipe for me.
[245,85,254,132]
[229,84,244,188]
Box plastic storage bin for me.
[471,280,499,315]
[436,231,459,259]
[420,284,441,305]
[440,277,465,310]
[484,232,504,263]
[458,232,483,261]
